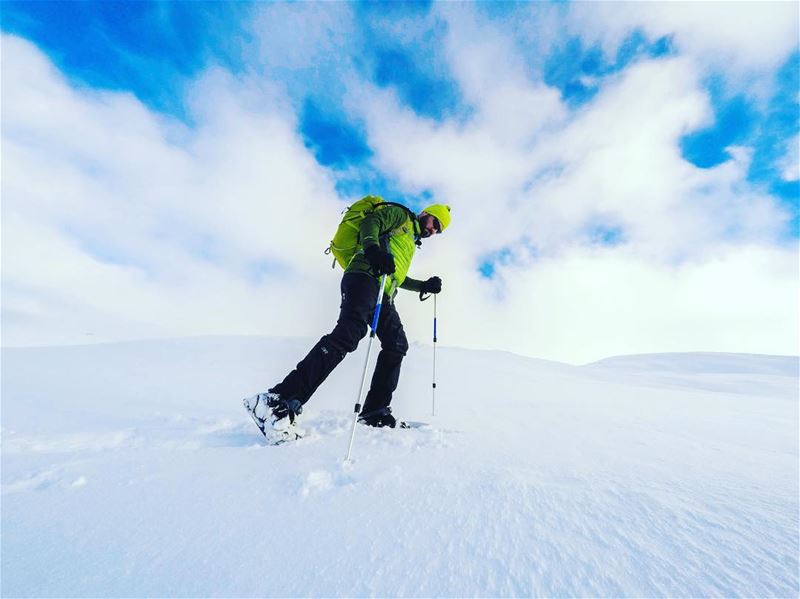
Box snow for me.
[2,337,798,597]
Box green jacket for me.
[346,204,425,298]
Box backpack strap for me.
[374,202,422,248]
[379,201,417,219]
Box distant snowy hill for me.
[2,337,798,597]
[588,351,798,375]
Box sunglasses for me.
[432,216,442,234]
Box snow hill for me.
[2,337,798,597]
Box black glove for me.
[420,276,442,294]
[364,245,396,275]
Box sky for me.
[2,1,798,364]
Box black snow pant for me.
[270,272,409,414]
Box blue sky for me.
[2,1,798,361]
[2,1,249,119]
[8,1,796,225]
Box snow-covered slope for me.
[2,337,798,597]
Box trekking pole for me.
[344,274,388,462]
[432,294,437,416]
[418,290,437,416]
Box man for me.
[243,202,451,442]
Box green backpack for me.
[326,195,414,269]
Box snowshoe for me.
[243,392,303,445]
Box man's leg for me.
[360,299,408,416]
[270,273,378,404]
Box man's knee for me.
[327,320,368,355]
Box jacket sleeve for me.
[359,205,410,250]
[399,276,423,292]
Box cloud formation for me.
[2,2,798,363]
[3,35,343,346]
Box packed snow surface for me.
[2,337,798,597]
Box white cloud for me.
[476,244,799,364]
[359,37,790,259]
[393,239,799,365]
[2,1,798,365]
[251,2,354,68]
[247,2,358,103]
[779,134,800,182]
[353,6,798,362]
[526,59,791,260]
[2,35,343,347]
[566,1,798,76]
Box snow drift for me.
[2,337,798,597]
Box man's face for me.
[419,213,441,238]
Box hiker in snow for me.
[244,199,451,442]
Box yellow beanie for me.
[422,204,451,231]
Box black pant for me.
[271,272,409,414]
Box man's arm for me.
[399,277,424,292]
[359,205,409,249]
[400,276,442,294]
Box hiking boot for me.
[358,407,399,428]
